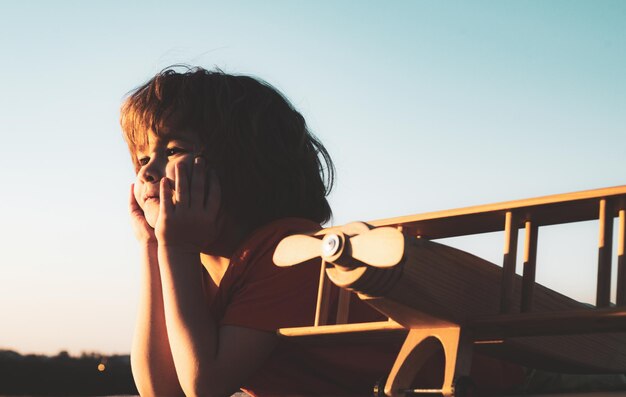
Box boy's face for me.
[133,128,203,228]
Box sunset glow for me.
[0,1,624,356]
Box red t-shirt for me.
[208,218,524,396]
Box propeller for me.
[350,227,405,267]
[272,234,323,268]
[273,226,405,268]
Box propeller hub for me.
[322,233,343,258]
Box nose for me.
[137,158,163,183]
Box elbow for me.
[130,354,155,396]
[131,354,184,397]
[179,370,237,397]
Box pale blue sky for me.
[0,1,624,355]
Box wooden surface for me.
[469,307,626,338]
[278,320,407,347]
[320,239,626,373]
[597,199,613,307]
[277,185,626,379]
[618,210,626,305]
[521,221,538,312]
[500,211,518,313]
[314,261,331,326]
[360,185,626,239]
[279,320,404,337]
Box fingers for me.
[158,157,212,215]
[191,156,206,208]
[175,163,189,206]
[129,183,137,209]
[129,183,142,214]
[160,177,174,216]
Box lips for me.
[143,193,160,203]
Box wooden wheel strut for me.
[384,325,473,397]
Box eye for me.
[166,147,187,156]
[138,157,150,166]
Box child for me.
[121,66,523,396]
[122,66,393,397]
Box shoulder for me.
[216,218,323,330]
[232,218,321,266]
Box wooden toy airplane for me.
[273,185,626,396]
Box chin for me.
[145,211,159,229]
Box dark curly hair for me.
[120,66,334,230]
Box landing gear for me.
[452,376,476,397]
[373,376,476,396]
[373,377,387,397]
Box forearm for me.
[131,244,184,397]
[158,247,231,397]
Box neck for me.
[199,214,251,289]
[202,212,250,258]
[200,253,231,287]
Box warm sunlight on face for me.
[133,129,204,228]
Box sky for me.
[0,1,625,356]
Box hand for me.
[129,184,157,246]
[155,157,221,253]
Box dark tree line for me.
[0,349,138,396]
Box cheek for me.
[164,163,176,181]
[166,156,196,180]
[133,178,144,209]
